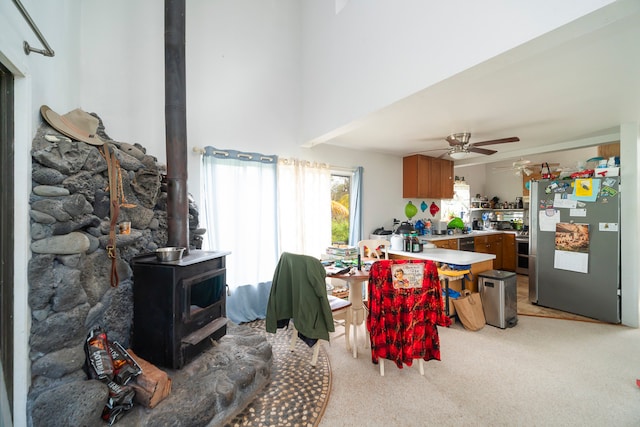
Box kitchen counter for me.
[387,248,495,292]
[422,230,518,242]
[387,248,495,264]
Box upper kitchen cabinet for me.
[598,142,620,159]
[403,155,454,199]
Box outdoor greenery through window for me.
[331,173,350,244]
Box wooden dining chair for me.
[357,239,390,261]
[290,294,352,366]
[366,259,451,376]
[358,239,390,350]
[266,252,353,366]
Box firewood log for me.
[126,349,172,408]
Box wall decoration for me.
[405,201,418,220]
[429,202,439,217]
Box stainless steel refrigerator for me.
[529,177,620,323]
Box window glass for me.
[331,174,350,244]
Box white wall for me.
[80,0,304,162]
[299,0,614,144]
[1,1,83,424]
[79,0,405,238]
[620,124,639,327]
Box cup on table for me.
[119,221,131,235]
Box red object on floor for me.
[636,379,640,388]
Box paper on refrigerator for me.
[538,209,560,232]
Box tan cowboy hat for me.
[40,105,106,146]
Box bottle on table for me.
[411,232,421,253]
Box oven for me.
[515,236,529,275]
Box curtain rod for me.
[192,147,358,173]
[12,0,55,57]
[193,146,357,172]
[197,146,276,163]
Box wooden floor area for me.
[516,274,601,322]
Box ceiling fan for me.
[423,132,520,159]
[493,158,560,176]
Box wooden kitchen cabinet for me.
[474,235,490,255]
[403,154,454,199]
[522,171,543,197]
[432,238,458,250]
[474,234,503,270]
[501,233,516,272]
[597,142,619,159]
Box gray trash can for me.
[478,270,517,328]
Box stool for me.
[438,268,470,318]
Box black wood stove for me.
[131,250,230,369]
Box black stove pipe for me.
[164,0,189,251]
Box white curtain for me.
[201,148,278,292]
[277,158,332,257]
[200,150,333,323]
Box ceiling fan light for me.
[449,151,469,160]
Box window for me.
[441,181,470,224]
[331,173,350,244]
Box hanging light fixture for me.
[449,148,469,160]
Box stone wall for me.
[26,116,271,426]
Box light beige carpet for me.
[319,316,640,426]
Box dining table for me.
[326,267,371,358]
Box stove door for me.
[515,238,529,275]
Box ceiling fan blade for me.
[471,137,520,147]
[468,146,497,155]
[513,158,532,167]
[529,162,560,167]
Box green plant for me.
[332,218,350,244]
[331,174,350,243]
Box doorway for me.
[0,60,15,419]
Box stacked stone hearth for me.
[27,116,271,426]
